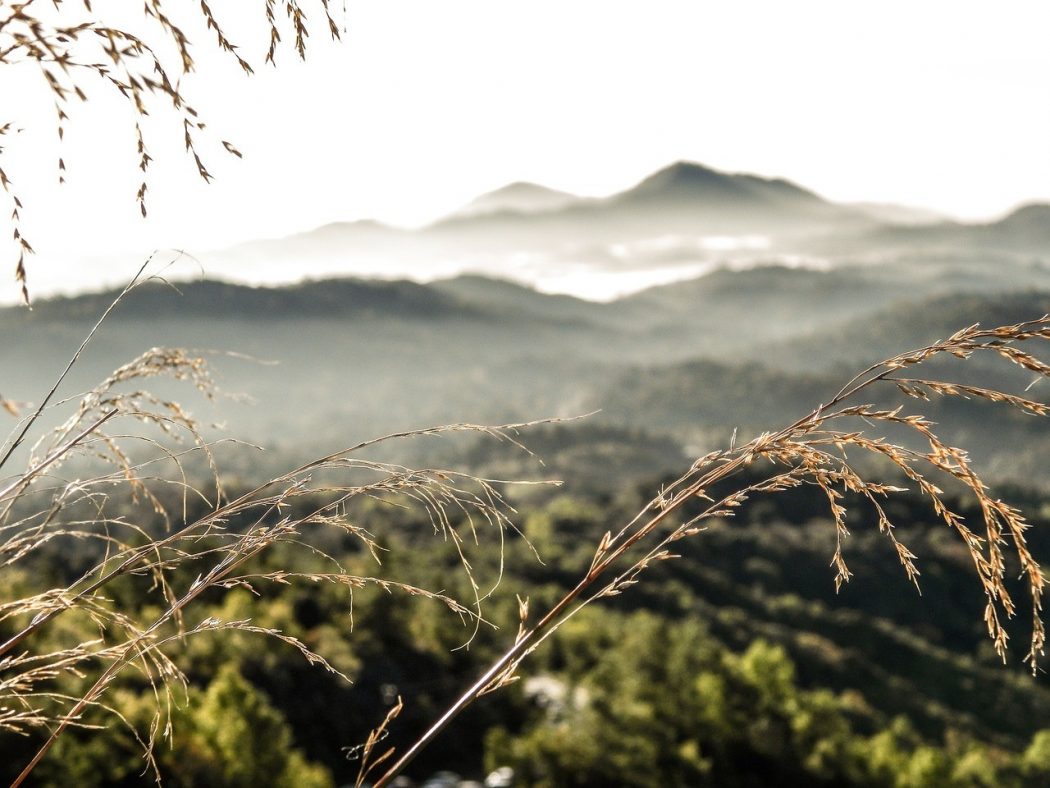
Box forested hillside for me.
[3,473,1048,785]
[6,267,1050,486]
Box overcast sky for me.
[2,0,1048,299]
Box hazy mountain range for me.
[5,158,1049,487]
[204,160,1050,299]
[5,261,1050,486]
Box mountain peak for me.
[998,202,1050,227]
[617,160,825,209]
[454,181,579,218]
[630,161,729,193]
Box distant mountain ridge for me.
[449,162,838,221]
[612,161,829,209]
[427,160,863,237]
[0,265,909,326]
[10,261,1050,351]
[196,160,1049,297]
[453,182,581,217]
[993,203,1050,235]
[6,264,1050,484]
[854,201,1050,255]
[4,278,476,323]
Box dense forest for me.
[2,446,1049,785]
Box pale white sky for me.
[1,0,1048,299]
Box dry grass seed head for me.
[0,1,341,302]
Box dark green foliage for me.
[487,608,1045,787]
[3,477,1048,785]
